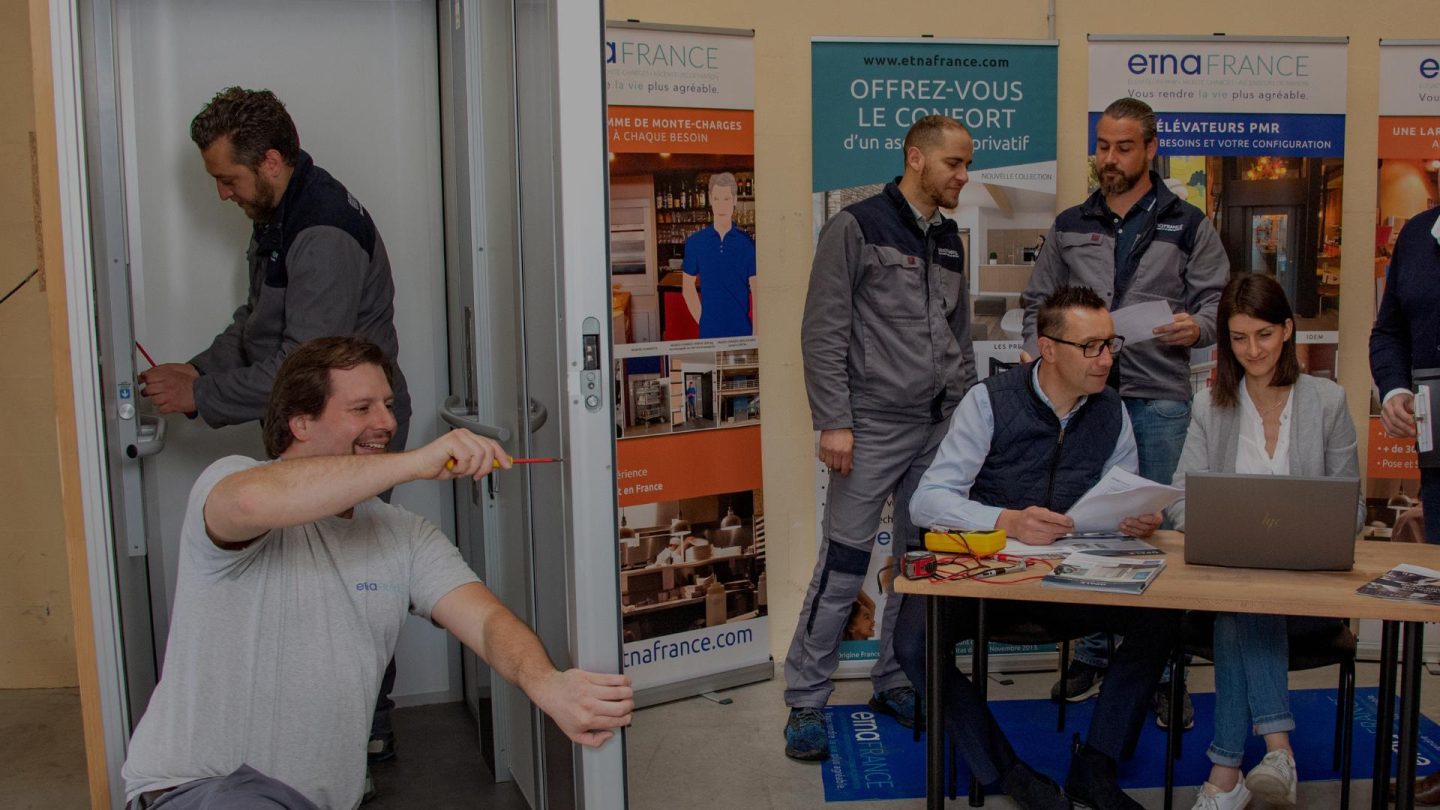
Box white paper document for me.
[1109,300,1174,345]
[1417,385,1433,454]
[1063,466,1183,533]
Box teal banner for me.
[811,39,1058,192]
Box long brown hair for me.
[1211,273,1299,408]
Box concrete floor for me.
[8,661,1440,808]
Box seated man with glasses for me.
[893,286,1178,810]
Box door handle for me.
[441,395,512,442]
[126,414,167,459]
[528,397,548,433]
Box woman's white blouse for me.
[1235,378,1293,476]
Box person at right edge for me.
[1022,97,1227,731]
[785,114,977,761]
[1369,203,1440,803]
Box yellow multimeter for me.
[924,529,1007,557]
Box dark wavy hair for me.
[1211,273,1299,409]
[190,87,300,169]
[263,337,395,459]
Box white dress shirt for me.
[910,362,1138,531]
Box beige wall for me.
[605,0,1430,660]
[0,0,76,688]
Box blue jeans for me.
[1074,397,1192,670]
[1207,613,1296,767]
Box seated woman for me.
[1168,273,1362,810]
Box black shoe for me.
[1152,684,1195,731]
[1001,761,1073,810]
[1050,660,1105,703]
[1065,735,1143,810]
[868,686,923,730]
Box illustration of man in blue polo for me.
[682,172,757,338]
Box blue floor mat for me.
[821,687,1440,802]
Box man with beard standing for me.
[1022,97,1227,729]
[138,86,411,774]
[140,86,411,452]
[785,114,977,761]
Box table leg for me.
[926,595,943,810]
[1165,643,1181,810]
[1396,622,1426,810]
[1375,621,1401,809]
[971,599,988,806]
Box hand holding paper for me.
[1064,466,1182,533]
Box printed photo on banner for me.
[1364,41,1439,539]
[810,38,1058,671]
[1088,36,1348,389]
[617,489,766,646]
[614,348,759,439]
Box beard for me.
[1099,163,1146,196]
[238,177,280,222]
[920,167,960,211]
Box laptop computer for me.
[1183,473,1361,571]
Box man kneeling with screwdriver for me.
[123,336,632,809]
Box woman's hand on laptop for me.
[1119,512,1162,538]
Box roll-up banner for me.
[1089,36,1348,382]
[1367,41,1438,538]
[605,23,770,695]
[810,38,1059,674]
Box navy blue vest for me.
[970,362,1123,512]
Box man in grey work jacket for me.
[785,114,977,761]
[1021,97,1227,728]
[138,86,411,772]
[140,86,411,451]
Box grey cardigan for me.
[1166,373,1363,531]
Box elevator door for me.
[110,0,455,710]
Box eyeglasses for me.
[1041,334,1125,358]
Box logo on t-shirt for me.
[355,581,405,594]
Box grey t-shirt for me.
[122,456,480,809]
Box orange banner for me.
[616,426,762,507]
[1378,116,1440,159]
[608,106,754,155]
[1368,417,1422,480]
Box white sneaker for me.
[1244,749,1297,806]
[1190,780,1252,810]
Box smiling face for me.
[201,135,282,222]
[285,363,397,459]
[1228,312,1294,385]
[1094,115,1156,196]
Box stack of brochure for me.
[1042,550,1167,595]
[1001,533,1162,562]
[1356,564,1440,605]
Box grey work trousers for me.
[132,765,320,810]
[783,417,949,708]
